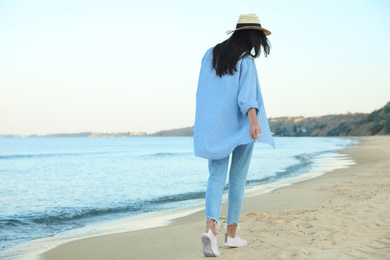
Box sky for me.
[1,0,389,135]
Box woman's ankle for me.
[206,219,217,236]
[226,223,237,238]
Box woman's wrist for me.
[247,108,258,124]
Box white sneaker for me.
[223,234,248,248]
[201,229,220,257]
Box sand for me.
[37,136,390,259]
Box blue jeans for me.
[205,142,254,225]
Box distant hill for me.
[269,113,368,137]
[148,101,390,137]
[148,126,194,137]
[2,102,388,138]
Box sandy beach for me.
[38,136,390,259]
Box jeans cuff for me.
[205,217,221,227]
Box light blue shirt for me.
[194,48,275,160]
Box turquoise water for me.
[0,137,357,251]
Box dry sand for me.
[40,136,390,259]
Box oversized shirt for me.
[194,47,275,160]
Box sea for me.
[0,136,357,256]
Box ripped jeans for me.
[205,142,254,226]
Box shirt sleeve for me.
[237,57,259,116]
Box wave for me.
[246,153,314,186]
[147,191,205,204]
[143,152,193,158]
[0,153,80,160]
[31,205,145,225]
[0,218,27,227]
[151,152,179,157]
[0,152,107,160]
[0,193,207,232]
[246,149,347,187]
[0,151,193,161]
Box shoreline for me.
[3,136,390,259]
[1,138,354,259]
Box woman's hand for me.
[250,122,262,141]
[247,108,262,141]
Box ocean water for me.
[0,136,357,252]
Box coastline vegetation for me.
[2,102,389,138]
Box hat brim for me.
[226,26,271,36]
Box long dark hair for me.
[212,29,270,77]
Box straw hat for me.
[226,13,271,36]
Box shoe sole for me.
[201,234,218,257]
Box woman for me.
[194,14,274,257]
